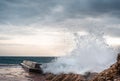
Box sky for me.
[0,0,120,56]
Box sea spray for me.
[42,29,117,74]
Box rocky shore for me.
[45,53,120,81]
[91,53,120,81]
[1,53,120,81]
[45,72,97,81]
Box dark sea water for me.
[0,56,55,64]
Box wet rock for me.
[45,53,120,81]
[45,73,86,81]
[91,53,120,81]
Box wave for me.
[42,27,118,74]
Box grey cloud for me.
[0,0,120,38]
[0,25,36,35]
[47,17,120,38]
[106,27,120,37]
[0,0,57,25]
[1,0,120,25]
[61,0,120,19]
[0,37,11,40]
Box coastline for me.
[0,64,94,81]
[0,64,45,81]
[1,53,120,81]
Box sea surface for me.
[0,56,55,64]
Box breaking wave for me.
[42,27,118,74]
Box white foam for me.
[42,28,118,74]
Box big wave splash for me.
[42,28,118,74]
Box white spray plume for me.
[42,27,118,74]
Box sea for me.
[0,56,55,64]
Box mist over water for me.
[42,27,118,74]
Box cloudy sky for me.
[0,0,120,56]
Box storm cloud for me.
[0,0,120,24]
[0,0,120,56]
[0,0,120,38]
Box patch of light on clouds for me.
[105,36,120,46]
[0,24,75,56]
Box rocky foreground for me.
[1,53,120,81]
[45,53,120,81]
[45,72,97,81]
